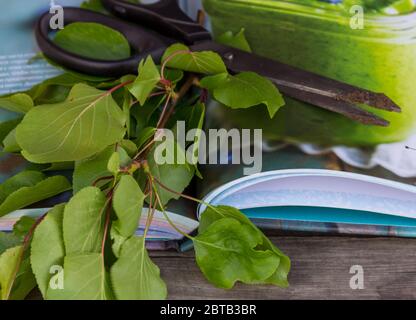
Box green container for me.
[203,0,416,146]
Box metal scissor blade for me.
[190,42,400,125]
[278,84,389,126]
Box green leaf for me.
[199,73,228,91]
[172,102,206,134]
[3,128,20,153]
[128,56,161,106]
[0,243,35,300]
[41,73,87,87]
[0,245,23,300]
[201,72,285,118]
[113,175,145,237]
[194,218,280,289]
[175,101,205,151]
[44,57,115,84]
[131,95,165,131]
[187,102,206,134]
[258,236,291,288]
[30,73,82,95]
[0,175,71,218]
[16,83,127,163]
[12,216,36,239]
[43,162,74,172]
[73,149,112,193]
[63,187,107,255]
[31,204,65,298]
[107,152,120,177]
[31,84,72,105]
[198,205,290,288]
[47,253,112,300]
[198,205,255,234]
[54,22,130,61]
[164,68,184,84]
[119,139,138,157]
[73,145,131,193]
[9,255,36,300]
[110,227,126,259]
[81,0,109,14]
[111,236,167,300]
[171,102,205,178]
[147,138,195,206]
[0,232,21,255]
[162,44,227,75]
[216,28,252,53]
[0,94,33,114]
[122,89,133,138]
[0,171,45,204]
[0,118,22,145]
[134,127,156,150]
[26,73,95,105]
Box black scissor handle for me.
[101,0,211,43]
[35,7,170,77]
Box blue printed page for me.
[0,0,83,95]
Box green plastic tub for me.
[203,0,416,146]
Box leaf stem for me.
[92,175,114,187]
[158,75,198,129]
[86,79,134,117]
[133,138,156,161]
[152,175,217,211]
[149,91,167,98]
[131,73,198,164]
[106,80,133,95]
[160,50,191,81]
[101,198,112,255]
[149,174,194,241]
[143,181,156,240]
[98,193,113,298]
[156,93,172,129]
[5,212,47,300]
[153,175,226,219]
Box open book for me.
[199,169,416,237]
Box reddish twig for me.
[5,212,48,299]
[156,93,173,129]
[152,176,202,204]
[160,50,191,81]
[106,80,133,95]
[158,75,198,129]
[92,175,114,187]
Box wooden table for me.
[28,235,416,300]
[152,235,416,300]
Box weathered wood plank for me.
[27,236,416,300]
[151,236,416,300]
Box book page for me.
[205,170,416,219]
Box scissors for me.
[35,0,401,126]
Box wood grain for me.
[151,236,416,300]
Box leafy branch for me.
[0,21,290,300]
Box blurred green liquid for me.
[203,0,416,146]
